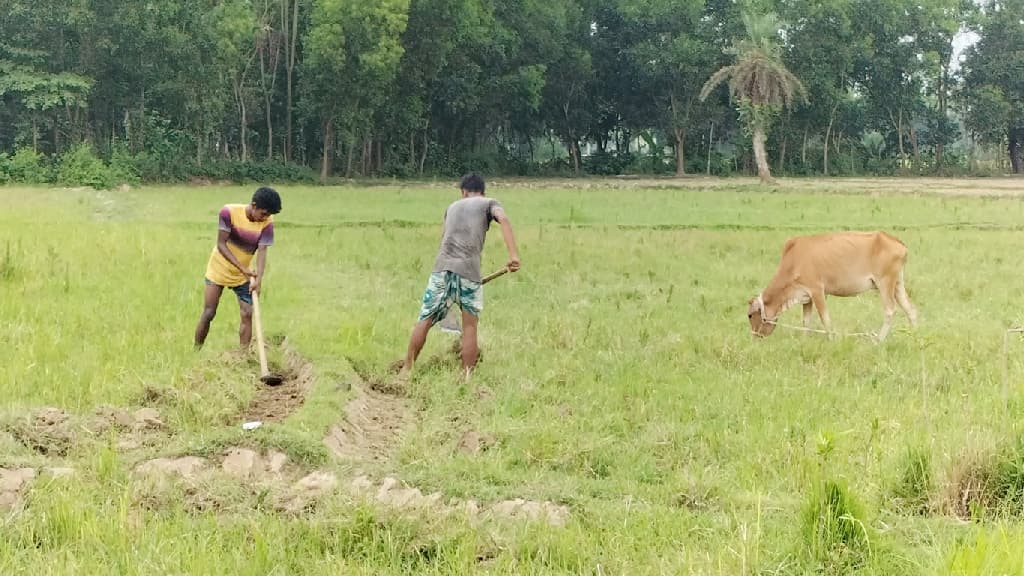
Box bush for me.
[57,143,118,189]
[886,447,933,515]
[195,159,317,184]
[583,150,635,175]
[8,148,51,184]
[0,153,9,184]
[108,145,141,186]
[802,479,872,570]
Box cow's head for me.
[747,294,776,337]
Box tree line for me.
[0,0,1021,186]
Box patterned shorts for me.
[205,277,252,305]
[417,271,483,324]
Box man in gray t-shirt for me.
[398,172,521,382]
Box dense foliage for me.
[0,0,1019,184]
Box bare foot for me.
[396,367,411,385]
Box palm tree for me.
[699,12,807,184]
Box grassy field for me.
[3,176,1024,574]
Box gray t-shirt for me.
[432,196,502,282]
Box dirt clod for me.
[135,457,208,480]
[6,408,75,456]
[221,448,261,480]
[219,448,288,480]
[0,468,37,509]
[132,408,165,431]
[458,430,496,455]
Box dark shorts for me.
[205,278,252,305]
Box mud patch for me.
[238,340,314,423]
[346,474,570,527]
[323,384,414,463]
[4,408,74,456]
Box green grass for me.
[4,178,1024,573]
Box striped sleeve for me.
[218,206,232,232]
[258,222,275,246]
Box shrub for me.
[8,148,51,184]
[802,479,872,570]
[57,143,117,189]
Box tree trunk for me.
[893,109,906,168]
[320,118,332,183]
[569,139,581,174]
[258,14,280,161]
[751,124,775,184]
[240,97,248,162]
[670,92,687,176]
[936,62,947,173]
[910,122,919,169]
[346,135,355,178]
[419,130,428,175]
[824,105,837,176]
[1010,132,1023,174]
[801,127,807,167]
[53,111,59,155]
[283,0,299,162]
[777,134,787,174]
[265,96,274,160]
[706,122,714,175]
[139,87,146,152]
[674,127,686,176]
[409,132,416,171]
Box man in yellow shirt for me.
[194,187,281,350]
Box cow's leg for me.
[810,290,834,339]
[802,301,814,334]
[896,271,918,328]
[875,278,899,341]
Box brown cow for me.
[747,231,918,340]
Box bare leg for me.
[460,310,480,380]
[875,280,898,342]
[811,290,834,339]
[398,319,432,379]
[896,273,918,328]
[194,283,224,349]
[238,299,254,349]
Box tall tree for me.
[302,0,409,180]
[962,0,1024,173]
[618,0,718,176]
[700,11,807,183]
[780,0,864,175]
[210,0,260,161]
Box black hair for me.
[252,186,282,214]
[459,172,485,194]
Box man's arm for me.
[251,245,269,294]
[216,229,257,278]
[492,207,520,272]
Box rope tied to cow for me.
[755,319,878,340]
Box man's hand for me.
[506,255,521,272]
[250,276,262,295]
